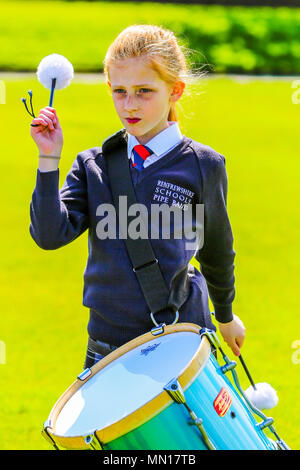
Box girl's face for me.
[107,56,184,144]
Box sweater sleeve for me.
[195,153,236,323]
[29,154,89,250]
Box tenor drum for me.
[42,323,285,450]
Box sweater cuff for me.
[36,168,59,197]
[213,304,233,323]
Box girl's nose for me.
[124,94,138,112]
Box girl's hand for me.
[30,107,63,157]
[217,314,245,356]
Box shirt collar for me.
[127,121,182,159]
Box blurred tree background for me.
[0,0,300,75]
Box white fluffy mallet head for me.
[36,54,74,106]
[245,382,279,410]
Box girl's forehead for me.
[109,57,162,85]
[110,55,150,70]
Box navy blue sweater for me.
[29,134,236,346]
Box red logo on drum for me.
[213,387,232,417]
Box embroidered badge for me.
[152,179,195,210]
[213,387,232,417]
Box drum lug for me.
[164,379,216,450]
[164,378,186,404]
[84,432,103,450]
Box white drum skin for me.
[55,331,202,437]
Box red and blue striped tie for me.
[132,145,153,171]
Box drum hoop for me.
[44,322,211,450]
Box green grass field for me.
[0,73,299,450]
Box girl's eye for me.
[113,88,152,94]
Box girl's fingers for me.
[31,117,47,127]
[45,106,57,116]
[42,108,57,120]
[236,335,245,349]
[39,108,57,125]
[38,114,55,130]
[224,334,242,356]
[39,109,55,119]
[230,339,240,357]
[31,106,60,130]
[232,334,245,356]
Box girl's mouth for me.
[126,118,141,124]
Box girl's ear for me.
[170,81,185,103]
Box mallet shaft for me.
[49,78,56,107]
[239,354,257,390]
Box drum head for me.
[54,328,203,437]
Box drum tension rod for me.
[164,378,216,450]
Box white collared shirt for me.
[127,121,183,168]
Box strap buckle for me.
[150,310,179,328]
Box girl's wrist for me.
[39,154,61,159]
[38,155,60,172]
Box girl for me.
[29,24,245,369]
